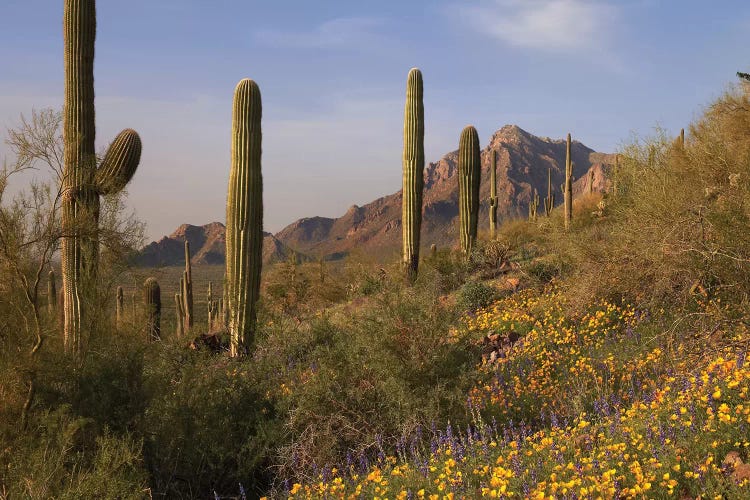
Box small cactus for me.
[47,270,57,315]
[679,128,685,148]
[115,286,123,328]
[489,150,498,239]
[544,168,555,217]
[588,169,595,194]
[143,278,161,341]
[430,243,437,259]
[182,241,194,329]
[226,79,264,356]
[529,190,540,221]
[458,126,481,256]
[402,68,425,280]
[563,133,573,230]
[175,293,184,337]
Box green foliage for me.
[456,280,498,312]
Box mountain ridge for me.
[135,125,615,266]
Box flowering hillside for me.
[285,289,750,499]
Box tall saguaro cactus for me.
[489,149,498,239]
[226,79,263,357]
[401,68,425,280]
[563,133,573,230]
[62,0,142,353]
[458,126,481,256]
[144,278,161,341]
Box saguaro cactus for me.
[182,241,194,329]
[544,168,555,217]
[115,286,123,328]
[458,126,481,255]
[588,169,595,194]
[175,293,184,337]
[47,270,57,315]
[489,149,498,239]
[563,133,573,230]
[529,190,540,221]
[401,68,425,280]
[62,0,142,354]
[144,278,161,341]
[226,79,264,356]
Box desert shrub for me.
[456,280,498,312]
[261,283,480,483]
[1,405,147,499]
[142,344,281,498]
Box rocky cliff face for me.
[136,125,615,266]
[135,222,302,267]
[275,125,615,259]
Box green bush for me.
[456,280,498,312]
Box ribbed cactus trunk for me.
[175,293,184,337]
[226,79,263,357]
[115,286,123,328]
[544,168,554,217]
[489,149,498,239]
[47,270,57,315]
[529,190,539,221]
[144,278,160,341]
[61,0,141,354]
[207,281,214,331]
[564,133,573,231]
[458,126,481,256]
[401,68,425,280]
[182,241,194,329]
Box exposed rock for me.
[276,125,616,260]
[134,222,308,267]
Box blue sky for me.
[1,0,748,240]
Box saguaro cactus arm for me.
[95,129,142,195]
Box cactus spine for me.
[47,270,57,315]
[62,0,142,353]
[544,168,555,217]
[115,286,123,328]
[564,133,573,230]
[144,278,160,341]
[226,79,263,356]
[401,68,425,280]
[458,126,481,256]
[489,149,498,239]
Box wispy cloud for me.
[256,17,386,50]
[455,0,618,53]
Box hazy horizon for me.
[1,0,748,241]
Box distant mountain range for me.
[135,125,615,266]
